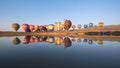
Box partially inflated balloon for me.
[64,19,72,30]
[11,23,20,31]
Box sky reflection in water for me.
[0,36,120,68]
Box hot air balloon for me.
[55,22,61,31]
[63,37,72,48]
[29,25,34,32]
[98,22,104,27]
[77,24,81,29]
[12,37,21,45]
[59,24,64,31]
[34,25,39,32]
[22,24,30,32]
[46,24,54,31]
[72,25,76,30]
[11,23,20,31]
[89,23,93,27]
[64,19,72,31]
[83,24,88,28]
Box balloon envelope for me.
[29,25,34,32]
[98,22,104,27]
[64,19,72,30]
[77,24,81,29]
[11,23,20,31]
[22,24,30,32]
[63,37,72,48]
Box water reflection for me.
[64,37,72,48]
[12,37,21,45]
[11,36,107,47]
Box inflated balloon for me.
[55,22,61,31]
[29,25,34,32]
[89,23,93,27]
[83,24,88,28]
[34,25,39,32]
[12,37,21,45]
[46,24,54,31]
[72,25,76,30]
[77,24,81,29]
[11,23,20,31]
[98,22,104,27]
[59,24,64,31]
[63,37,72,48]
[22,24,30,32]
[64,19,72,31]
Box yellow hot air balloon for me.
[98,22,104,27]
[11,23,20,31]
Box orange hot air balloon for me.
[12,37,21,45]
[72,25,76,30]
[63,37,72,48]
[29,25,34,32]
[98,22,104,27]
[11,23,20,31]
[64,19,72,31]
[22,24,30,32]
[34,25,39,32]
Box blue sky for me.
[0,0,120,31]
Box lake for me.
[0,36,120,68]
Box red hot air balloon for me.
[64,19,72,31]
[22,24,30,32]
[72,25,76,30]
[29,25,34,32]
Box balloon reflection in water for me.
[88,40,93,44]
[98,40,103,45]
[77,38,81,42]
[72,37,76,42]
[12,37,21,45]
[39,36,47,42]
[83,39,88,43]
[22,36,31,44]
[63,37,72,48]
[55,36,63,45]
[46,36,55,43]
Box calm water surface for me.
[0,36,120,68]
